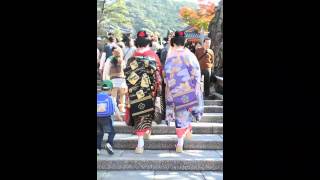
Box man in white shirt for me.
[123,38,136,66]
[99,36,118,77]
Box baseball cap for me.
[101,80,113,91]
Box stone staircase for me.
[97,99,223,178]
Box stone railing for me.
[213,75,223,99]
[215,76,223,88]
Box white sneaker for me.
[97,149,101,155]
[105,143,114,155]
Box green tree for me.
[125,0,197,37]
[113,27,123,41]
[97,0,132,35]
[97,0,198,37]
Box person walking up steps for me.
[124,31,164,154]
[102,46,127,113]
[133,31,165,126]
[99,36,118,79]
[97,80,121,155]
[195,37,214,99]
[123,37,136,66]
[164,31,204,153]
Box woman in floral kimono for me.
[164,31,204,153]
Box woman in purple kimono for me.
[164,31,204,153]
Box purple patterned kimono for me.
[164,48,204,129]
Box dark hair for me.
[134,37,151,48]
[171,31,186,46]
[123,35,130,47]
[108,36,116,43]
[171,36,185,47]
[122,34,129,41]
[127,56,136,66]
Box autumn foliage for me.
[179,0,215,31]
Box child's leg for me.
[97,118,104,150]
[106,116,116,146]
[103,116,115,155]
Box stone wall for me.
[208,0,223,78]
[208,0,223,94]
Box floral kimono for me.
[164,48,204,137]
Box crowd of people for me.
[97,30,216,155]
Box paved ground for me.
[97,170,223,180]
[98,149,223,160]
[97,150,223,171]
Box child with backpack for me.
[97,80,122,155]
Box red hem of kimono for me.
[135,128,151,136]
[176,124,192,138]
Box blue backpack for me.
[97,92,115,117]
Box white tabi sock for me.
[137,136,144,148]
[177,138,184,147]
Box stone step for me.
[97,150,223,171]
[97,170,223,180]
[104,134,223,150]
[204,106,223,113]
[204,100,223,106]
[200,113,223,123]
[114,121,223,134]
